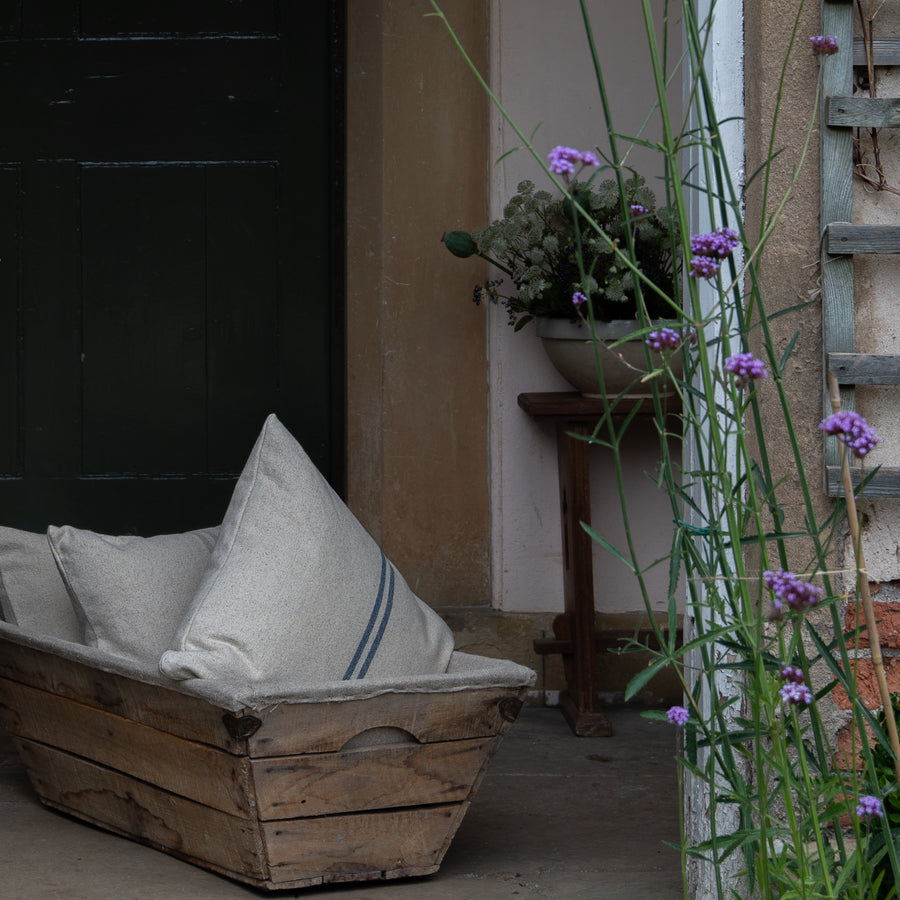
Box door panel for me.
[0,1,343,534]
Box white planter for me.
[536,317,684,399]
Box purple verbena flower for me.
[810,35,839,56]
[857,795,884,818]
[764,569,824,618]
[547,145,599,175]
[779,681,813,706]
[780,663,805,684]
[819,410,882,458]
[630,203,649,216]
[691,227,741,259]
[724,352,768,388]
[645,327,682,351]
[689,256,721,279]
[667,705,689,726]
[645,326,697,352]
[572,291,587,308]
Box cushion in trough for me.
[48,526,219,665]
[0,526,82,642]
[159,414,455,684]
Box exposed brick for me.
[836,720,875,772]
[845,598,900,650]
[832,657,900,710]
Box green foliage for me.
[430,0,900,896]
[445,173,681,326]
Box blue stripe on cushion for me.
[342,552,387,680]
[357,563,394,678]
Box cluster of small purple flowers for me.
[810,35,839,56]
[645,326,697,351]
[689,227,741,280]
[666,705,689,726]
[764,568,824,618]
[724,352,768,388]
[547,146,599,176]
[819,410,882,459]
[630,203,649,216]
[779,663,812,705]
[857,795,884,819]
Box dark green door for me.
[0,2,344,534]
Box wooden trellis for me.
[821,0,900,495]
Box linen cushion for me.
[48,525,219,665]
[0,526,82,641]
[159,414,455,684]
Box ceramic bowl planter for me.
[536,317,683,399]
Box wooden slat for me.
[252,736,496,820]
[0,636,243,752]
[262,805,466,885]
[825,466,900,497]
[828,353,900,385]
[249,685,522,757]
[0,678,254,817]
[827,224,900,254]
[826,96,900,128]
[820,1,856,492]
[853,38,900,68]
[15,738,268,886]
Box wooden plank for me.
[820,1,855,490]
[206,164,279,473]
[80,165,207,475]
[15,738,268,886]
[826,96,900,128]
[249,685,523,757]
[828,353,900,384]
[253,736,496,820]
[262,804,468,885]
[825,466,900,497]
[0,637,243,752]
[854,38,900,67]
[827,224,900,255]
[0,678,254,817]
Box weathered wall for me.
[346,1,491,609]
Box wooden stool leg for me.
[556,421,612,737]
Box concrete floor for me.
[0,707,684,899]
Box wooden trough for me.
[0,623,535,891]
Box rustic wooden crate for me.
[0,633,532,890]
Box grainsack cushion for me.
[48,526,219,665]
[0,526,82,642]
[159,414,455,684]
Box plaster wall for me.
[485,0,681,616]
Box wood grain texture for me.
[827,96,900,128]
[0,678,254,816]
[261,804,467,885]
[252,736,496,819]
[827,224,900,255]
[16,738,268,884]
[0,639,242,752]
[828,352,900,384]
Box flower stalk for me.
[828,370,900,793]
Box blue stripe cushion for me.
[159,415,455,684]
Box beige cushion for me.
[160,414,455,684]
[48,526,219,664]
[0,526,82,641]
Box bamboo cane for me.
[827,371,900,790]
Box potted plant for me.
[442,149,685,397]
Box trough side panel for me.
[0,678,254,817]
[260,804,469,885]
[0,638,242,752]
[252,736,498,819]
[250,687,525,756]
[15,738,269,886]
